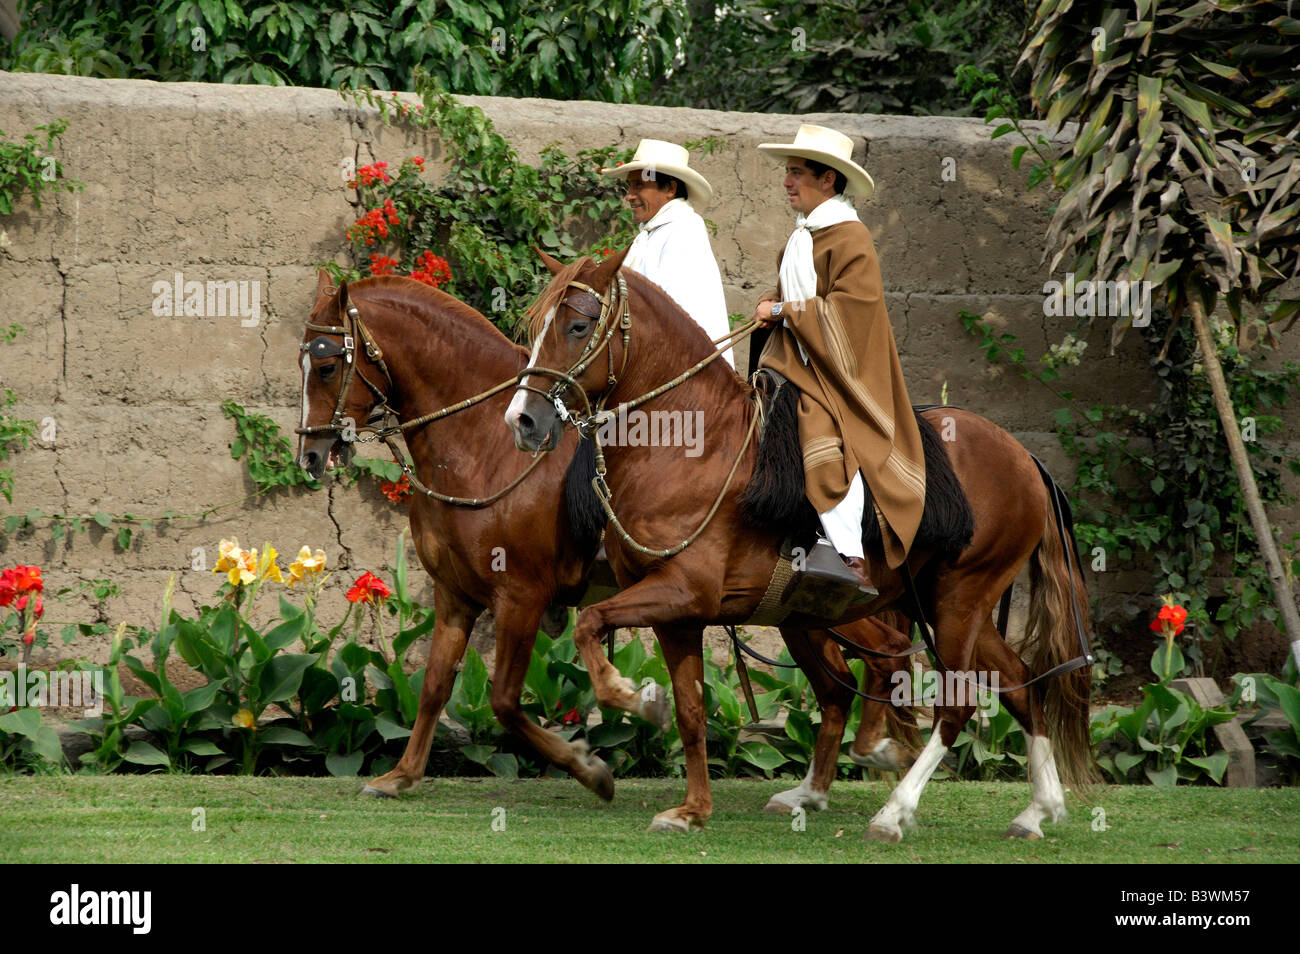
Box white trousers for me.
[817,471,865,559]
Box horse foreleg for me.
[489,605,614,801]
[762,628,852,814]
[570,578,711,732]
[863,716,954,843]
[648,625,711,832]
[848,666,918,772]
[363,596,476,798]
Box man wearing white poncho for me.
[600,140,735,370]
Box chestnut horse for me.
[506,249,1096,840]
[293,270,912,805]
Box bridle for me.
[296,300,396,441]
[295,291,545,506]
[513,274,632,432]
[520,268,765,559]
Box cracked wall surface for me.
[1,72,1297,666]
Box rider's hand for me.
[755,299,777,328]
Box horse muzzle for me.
[297,435,354,480]
[505,391,563,453]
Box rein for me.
[520,269,768,558]
[296,296,545,508]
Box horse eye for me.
[568,321,590,338]
[318,363,337,380]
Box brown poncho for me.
[758,220,925,568]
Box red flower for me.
[409,250,452,288]
[411,156,425,169]
[12,566,42,593]
[346,571,392,604]
[1150,603,1187,636]
[347,208,395,246]
[369,254,400,277]
[352,162,392,188]
[560,707,581,725]
[382,198,400,226]
[381,475,411,503]
[1,565,42,606]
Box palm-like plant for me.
[1019,0,1300,654]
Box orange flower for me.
[1149,602,1187,636]
[381,475,411,503]
[346,571,392,604]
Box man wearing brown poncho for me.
[753,124,926,594]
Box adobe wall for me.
[0,72,1292,670]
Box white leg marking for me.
[765,760,828,812]
[1007,735,1067,838]
[868,729,947,838]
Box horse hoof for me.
[360,785,397,799]
[1004,823,1042,840]
[587,757,615,803]
[571,742,615,802]
[647,813,703,833]
[639,683,672,732]
[763,792,827,813]
[850,739,916,772]
[864,824,902,843]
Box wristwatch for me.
[770,301,784,319]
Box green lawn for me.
[2,775,1296,863]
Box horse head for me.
[295,270,392,480]
[505,247,630,452]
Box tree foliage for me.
[3,0,684,103]
[1019,0,1300,346]
[660,0,1033,116]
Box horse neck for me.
[354,286,523,423]
[606,278,751,421]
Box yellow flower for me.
[232,708,256,730]
[258,542,283,583]
[286,546,327,587]
[214,538,258,586]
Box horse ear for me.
[594,245,631,284]
[336,280,350,315]
[315,269,335,300]
[535,246,565,275]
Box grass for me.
[2,775,1298,863]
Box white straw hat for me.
[599,139,714,205]
[757,124,875,199]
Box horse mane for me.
[619,268,731,367]
[351,277,521,354]
[527,257,594,345]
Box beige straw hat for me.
[757,124,874,199]
[599,139,714,205]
